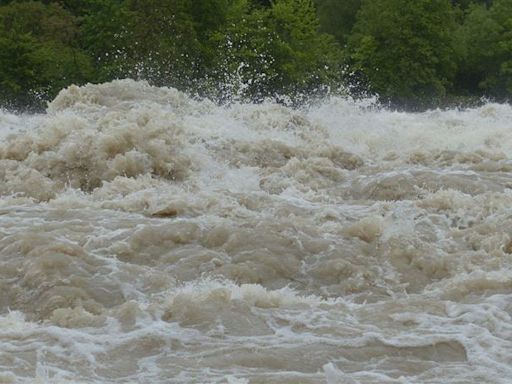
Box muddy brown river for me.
[0,80,511,383]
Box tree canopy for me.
[347,0,458,108]
[0,0,511,110]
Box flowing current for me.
[0,80,511,383]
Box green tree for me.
[451,0,493,9]
[270,0,342,92]
[80,0,134,81]
[251,0,272,7]
[0,33,42,107]
[84,0,204,88]
[188,0,231,40]
[211,0,342,100]
[314,0,362,46]
[126,0,202,86]
[348,0,459,108]
[458,0,512,98]
[0,1,93,109]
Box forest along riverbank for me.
[0,80,511,383]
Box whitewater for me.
[0,79,511,383]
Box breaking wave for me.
[1,80,511,383]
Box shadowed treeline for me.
[0,0,510,110]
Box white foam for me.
[1,81,511,383]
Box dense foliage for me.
[347,0,458,108]
[0,0,510,110]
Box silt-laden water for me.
[0,80,511,383]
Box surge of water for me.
[0,80,511,383]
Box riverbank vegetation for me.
[0,0,510,110]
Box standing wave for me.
[0,80,511,383]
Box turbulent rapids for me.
[0,80,512,383]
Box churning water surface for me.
[0,80,511,383]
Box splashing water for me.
[0,80,511,383]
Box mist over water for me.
[1,80,511,383]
